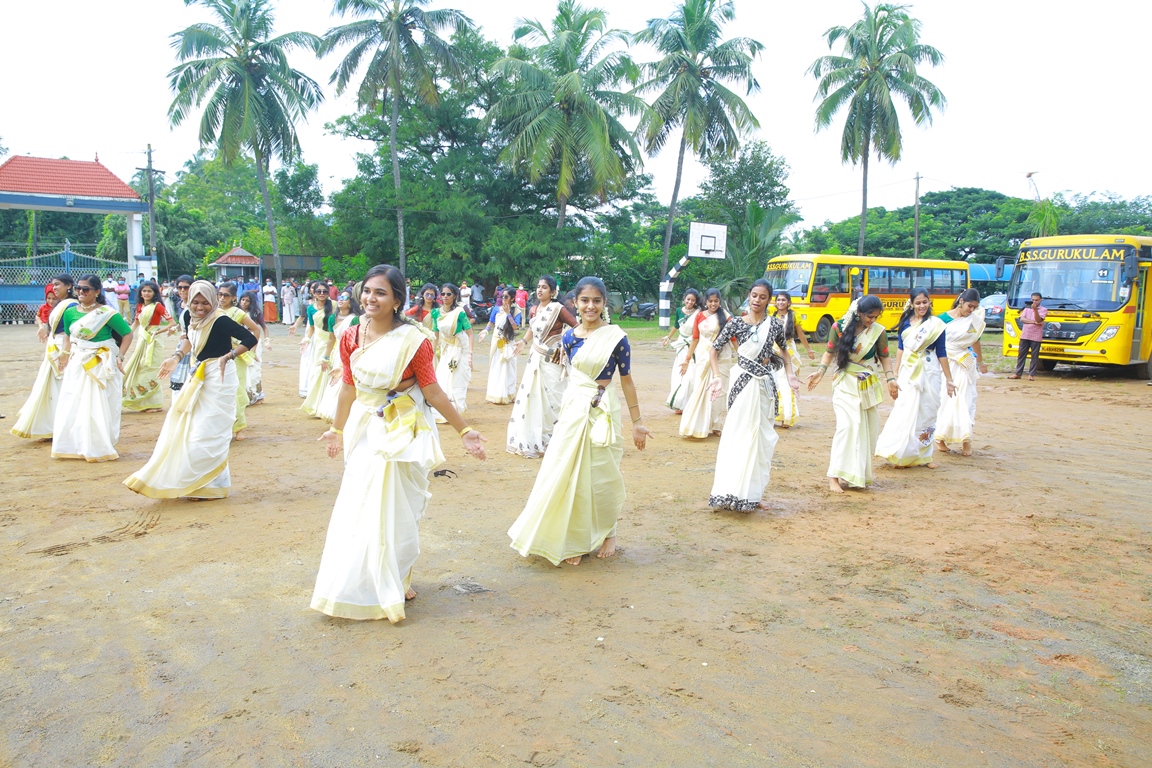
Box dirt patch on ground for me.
[1,324,1149,767]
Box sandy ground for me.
[1,321,1150,768]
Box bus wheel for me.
[1130,358,1152,380]
[814,316,834,344]
[1038,359,1057,372]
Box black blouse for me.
[183,310,258,360]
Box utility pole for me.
[136,145,167,279]
[913,172,921,259]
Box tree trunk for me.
[254,148,282,292]
[556,194,568,230]
[857,132,870,257]
[660,131,689,280]
[389,95,406,274]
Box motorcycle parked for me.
[620,294,657,320]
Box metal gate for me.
[0,242,129,323]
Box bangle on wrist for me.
[330,427,343,435]
[459,426,474,437]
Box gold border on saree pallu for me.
[50,451,119,463]
[309,596,406,623]
[123,458,230,499]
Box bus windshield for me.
[1008,246,1131,311]
[764,260,814,298]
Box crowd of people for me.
[8,263,993,626]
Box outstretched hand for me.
[462,430,488,460]
[708,377,724,401]
[806,370,824,391]
[319,429,342,458]
[632,424,653,450]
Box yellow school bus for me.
[1003,235,1152,377]
[764,254,970,342]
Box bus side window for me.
[932,268,952,294]
[814,264,846,293]
[870,267,889,293]
[910,268,928,292]
[890,268,911,293]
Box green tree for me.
[808,2,945,256]
[320,0,472,274]
[634,0,763,280]
[167,0,324,291]
[488,0,646,230]
[697,140,793,223]
[715,201,799,307]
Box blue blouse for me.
[897,318,947,358]
[561,327,632,381]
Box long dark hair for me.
[335,288,361,317]
[219,281,239,307]
[683,288,701,311]
[52,273,77,299]
[418,283,439,309]
[898,288,932,328]
[363,264,419,331]
[539,274,558,299]
[308,280,334,329]
[240,290,267,332]
[952,287,980,308]
[703,287,727,329]
[499,291,518,342]
[137,280,161,306]
[775,291,798,340]
[834,295,884,371]
[78,275,106,305]
[440,282,461,310]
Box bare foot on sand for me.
[828,478,846,494]
[564,555,583,566]
[935,439,950,454]
[405,587,417,601]
[596,537,617,559]
[926,462,939,469]
[961,440,973,457]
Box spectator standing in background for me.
[262,279,279,323]
[102,274,118,308]
[515,284,529,310]
[281,280,297,325]
[115,277,131,320]
[1009,292,1047,381]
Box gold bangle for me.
[459,426,474,437]
[330,427,343,435]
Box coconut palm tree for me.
[808,2,946,256]
[320,0,472,274]
[167,0,323,291]
[633,0,763,281]
[488,0,647,230]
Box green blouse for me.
[60,305,132,342]
[431,307,472,335]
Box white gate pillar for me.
[126,213,151,279]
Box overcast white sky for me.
[2,0,1149,231]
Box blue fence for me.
[0,245,128,322]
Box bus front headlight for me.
[1005,322,1016,338]
[1096,325,1119,343]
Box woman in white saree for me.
[481,290,522,404]
[875,289,957,468]
[317,291,361,422]
[432,283,474,423]
[238,290,270,406]
[11,275,78,440]
[124,281,259,499]
[508,277,652,566]
[51,274,134,462]
[935,288,988,457]
[679,288,731,438]
[662,290,700,412]
[706,281,800,511]
[122,281,173,413]
[217,283,263,437]
[507,276,577,457]
[312,265,487,623]
[807,296,898,493]
[772,292,815,428]
[290,281,330,398]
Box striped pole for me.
[658,254,693,329]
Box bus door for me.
[1134,265,1148,362]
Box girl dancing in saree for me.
[508,277,652,566]
[679,288,730,438]
[662,289,700,413]
[294,282,337,419]
[51,275,134,462]
[934,288,988,457]
[317,290,361,422]
[807,296,897,493]
[875,289,956,468]
[11,275,78,440]
[706,280,800,511]
[124,281,258,499]
[506,275,577,458]
[239,290,270,406]
[312,265,487,623]
[290,281,330,398]
[481,290,522,405]
[772,292,815,428]
[122,281,173,413]
[217,283,262,436]
[432,283,473,423]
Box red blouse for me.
[37,303,51,324]
[136,302,169,326]
[340,325,437,388]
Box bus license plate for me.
[1041,346,1064,354]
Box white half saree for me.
[774,339,803,427]
[51,307,123,462]
[122,303,168,412]
[666,309,698,410]
[301,321,333,419]
[298,336,311,398]
[875,317,947,467]
[123,315,239,499]
[827,321,888,488]
[317,314,358,422]
[935,307,986,447]
[708,317,785,511]
[485,309,519,404]
[223,306,252,432]
[509,325,627,564]
[506,302,568,458]
[434,306,471,423]
[10,298,76,439]
[679,311,729,438]
[311,324,444,623]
